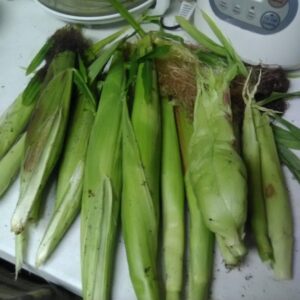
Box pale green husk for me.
[188,64,247,263]
[11,52,75,234]
[0,134,25,197]
[161,97,185,300]
[36,91,96,267]
[81,51,125,300]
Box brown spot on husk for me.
[265,184,276,198]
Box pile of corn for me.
[0,2,299,300]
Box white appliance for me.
[194,0,300,69]
[35,0,170,25]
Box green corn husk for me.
[15,231,27,278]
[131,35,161,216]
[242,84,273,263]
[16,189,43,276]
[273,126,300,150]
[122,34,161,300]
[186,176,214,300]
[11,51,75,235]
[122,101,160,300]
[277,143,300,182]
[161,97,185,300]
[175,108,214,300]
[85,27,128,61]
[0,67,45,153]
[88,38,125,84]
[36,91,96,267]
[254,112,293,280]
[175,13,248,263]
[176,14,247,77]
[188,64,247,263]
[81,51,125,300]
[0,93,35,160]
[216,234,238,267]
[108,0,146,38]
[0,134,25,197]
[272,116,300,182]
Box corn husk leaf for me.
[273,125,300,150]
[108,0,146,37]
[0,134,25,197]
[88,38,125,83]
[22,71,44,106]
[85,27,128,61]
[26,39,53,75]
[277,143,300,182]
[73,68,96,109]
[258,91,300,106]
[175,16,226,57]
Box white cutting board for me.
[0,1,299,300]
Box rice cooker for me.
[194,0,300,69]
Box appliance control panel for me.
[208,0,298,34]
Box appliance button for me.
[261,11,281,30]
[233,4,241,14]
[247,8,256,20]
[268,0,288,8]
[219,0,228,10]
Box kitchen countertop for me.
[0,1,300,300]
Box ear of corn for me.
[35,91,96,267]
[188,64,247,263]
[122,100,160,300]
[161,97,185,300]
[242,99,273,263]
[176,108,214,300]
[131,35,161,216]
[11,51,75,234]
[254,111,293,279]
[81,51,125,300]
[186,175,214,300]
[0,134,25,197]
[121,34,162,300]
